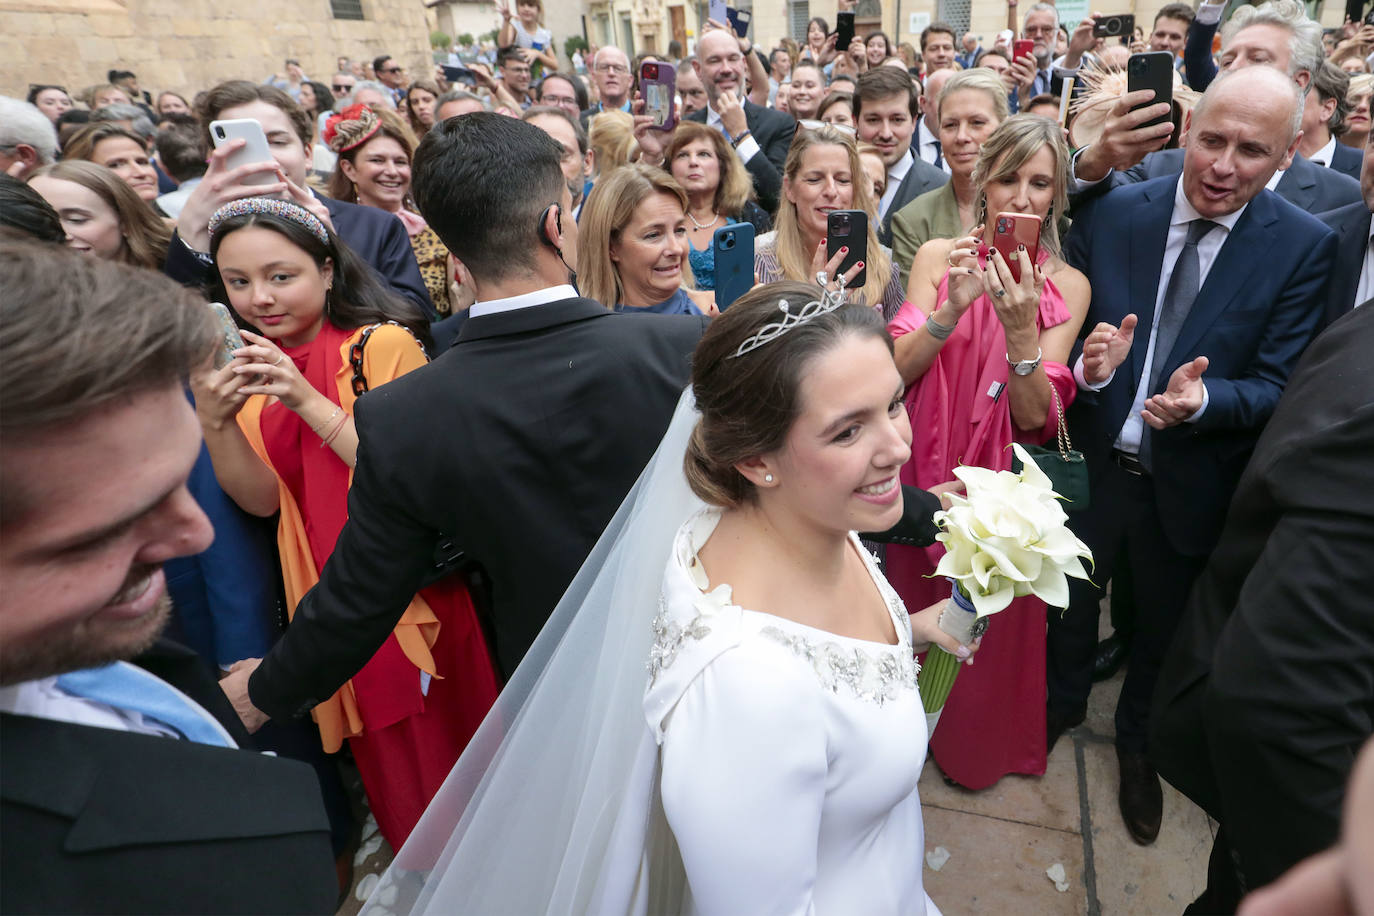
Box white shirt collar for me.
[1311,136,1337,168]
[887,148,914,184]
[1172,176,1247,233]
[469,284,578,318]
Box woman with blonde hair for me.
[324,104,454,315]
[587,109,637,177]
[890,68,1010,289]
[886,114,1090,790]
[1342,73,1374,149]
[27,160,171,269]
[658,121,770,290]
[577,163,715,315]
[755,124,903,317]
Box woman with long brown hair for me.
[28,160,170,269]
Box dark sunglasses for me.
[332,83,353,92]
[381,66,405,74]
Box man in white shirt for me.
[1049,68,1336,849]
[579,46,632,128]
[914,67,954,174]
[1299,60,1363,180]
[852,67,948,244]
[0,244,336,913]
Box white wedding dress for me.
[646,509,940,916]
[360,392,941,916]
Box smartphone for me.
[991,212,1040,284]
[826,210,868,291]
[207,302,244,369]
[531,40,546,51]
[713,222,755,311]
[836,11,856,52]
[640,61,677,130]
[725,7,751,39]
[441,65,477,87]
[1012,38,1035,62]
[208,119,276,186]
[1127,51,1175,131]
[708,0,727,26]
[1093,13,1134,39]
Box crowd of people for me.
[3,0,1374,913]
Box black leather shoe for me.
[1046,707,1086,753]
[1092,631,1129,682]
[1117,747,1163,845]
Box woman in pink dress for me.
[886,115,1090,789]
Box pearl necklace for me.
[688,210,721,230]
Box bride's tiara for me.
[730,280,848,359]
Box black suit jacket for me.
[1063,176,1336,556]
[0,640,336,915]
[249,296,708,716]
[686,100,796,216]
[1328,140,1363,182]
[1317,200,1372,329]
[1070,148,1362,216]
[878,154,949,247]
[163,191,435,319]
[1150,303,1374,893]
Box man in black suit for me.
[221,114,709,730]
[1317,131,1374,329]
[1053,68,1336,847]
[853,66,948,248]
[683,27,795,216]
[0,244,335,915]
[1149,302,1374,914]
[164,81,435,318]
[1300,60,1363,182]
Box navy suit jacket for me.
[1327,140,1363,182]
[686,100,795,216]
[164,192,434,319]
[1317,200,1372,329]
[878,154,949,247]
[1072,148,1362,217]
[1064,176,1337,556]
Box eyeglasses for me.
[541,94,578,106]
[594,63,629,74]
[797,119,857,135]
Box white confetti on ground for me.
[1046,863,1070,892]
[925,846,951,871]
[355,872,381,902]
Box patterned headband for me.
[208,197,330,246]
[323,103,382,153]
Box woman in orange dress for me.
[193,197,500,848]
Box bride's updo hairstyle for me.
[686,280,891,507]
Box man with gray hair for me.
[579,46,631,129]
[0,97,58,179]
[1185,0,1324,93]
[1298,60,1362,180]
[435,88,488,122]
[1071,0,1359,215]
[1050,66,1337,848]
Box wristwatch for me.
[1006,347,1043,376]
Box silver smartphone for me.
[208,118,277,186]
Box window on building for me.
[788,0,810,41]
[936,0,971,35]
[329,0,364,20]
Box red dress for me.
[886,251,1077,789]
[240,321,501,848]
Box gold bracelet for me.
[311,406,342,434]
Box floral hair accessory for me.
[208,197,330,246]
[323,103,382,153]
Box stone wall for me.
[1,0,432,104]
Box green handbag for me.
[1012,385,1091,510]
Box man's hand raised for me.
[1142,356,1208,429]
[1082,314,1137,385]
[1074,90,1174,183]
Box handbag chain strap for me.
[1049,384,1074,461]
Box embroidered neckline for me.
[759,625,918,706]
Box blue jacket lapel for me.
[1274,154,1317,211]
[1125,178,1177,388]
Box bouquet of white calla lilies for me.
[919,444,1094,734]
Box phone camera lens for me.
[214,126,225,139]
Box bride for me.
[363,280,979,915]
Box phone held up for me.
[708,0,727,26]
[207,302,245,369]
[724,7,751,39]
[208,119,277,187]
[825,210,868,291]
[1012,38,1035,63]
[640,61,677,130]
[1092,13,1134,39]
[713,222,755,311]
[835,11,856,52]
[990,212,1040,285]
[1126,51,1174,132]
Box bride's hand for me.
[909,600,981,664]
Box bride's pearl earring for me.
[764,474,774,483]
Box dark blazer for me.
[686,100,796,216]
[1150,303,1374,896]
[0,640,336,915]
[878,153,950,247]
[1063,175,1336,557]
[1317,200,1372,329]
[1327,140,1363,182]
[249,296,708,716]
[1183,15,1219,91]
[1072,148,1363,217]
[163,191,435,319]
